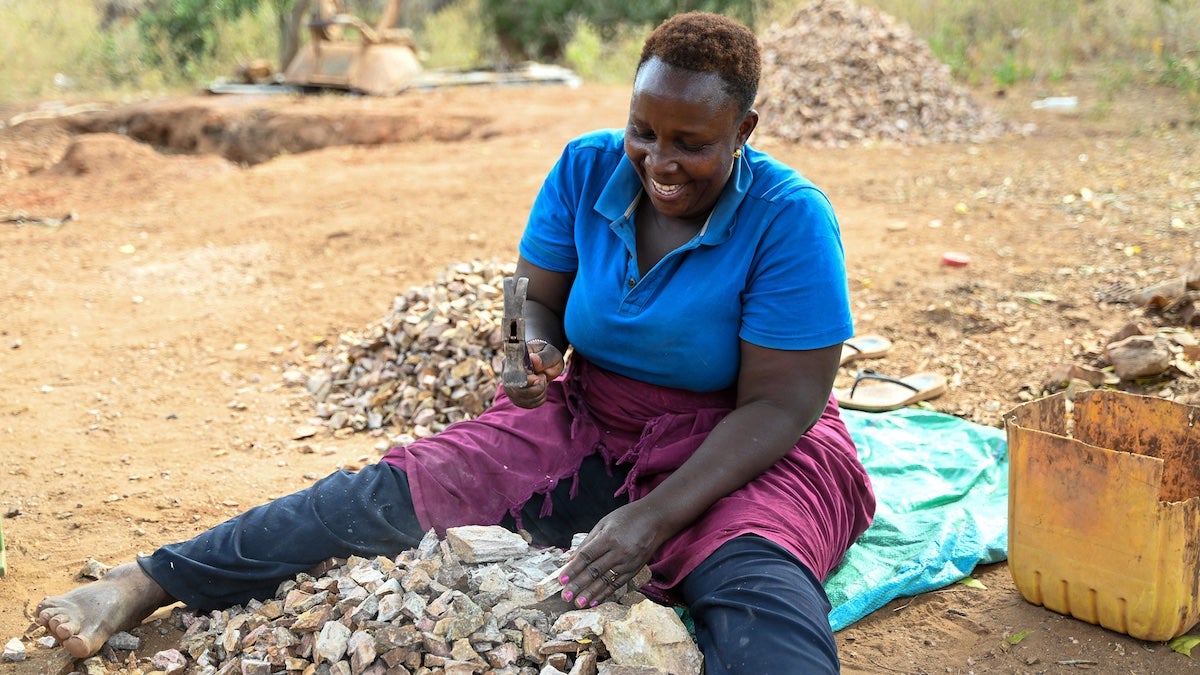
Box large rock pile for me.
[291,260,514,440]
[86,527,701,674]
[755,0,1011,147]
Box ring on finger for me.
[604,569,620,585]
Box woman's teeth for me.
[652,179,682,196]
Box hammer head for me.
[502,276,531,387]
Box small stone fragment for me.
[2,638,26,663]
[602,601,703,675]
[446,526,530,563]
[376,592,405,622]
[241,658,272,675]
[152,648,188,673]
[81,656,107,675]
[78,558,111,580]
[291,603,333,632]
[315,620,352,664]
[553,604,628,641]
[348,630,378,673]
[105,631,141,651]
[568,651,598,675]
[1106,335,1172,379]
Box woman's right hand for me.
[503,341,565,408]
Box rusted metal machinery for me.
[282,0,423,96]
[209,0,580,96]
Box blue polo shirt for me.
[519,129,853,392]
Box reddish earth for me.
[1,75,1198,674]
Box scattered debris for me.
[1043,265,1200,400]
[1031,97,1079,113]
[1,211,76,228]
[3,103,111,129]
[941,252,971,268]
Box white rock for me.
[445,525,529,563]
[152,648,188,673]
[315,620,351,664]
[602,601,703,675]
[2,638,26,663]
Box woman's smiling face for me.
[624,57,757,223]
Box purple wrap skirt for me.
[383,356,875,602]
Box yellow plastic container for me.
[1005,390,1200,641]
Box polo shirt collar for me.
[595,147,753,246]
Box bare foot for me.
[35,562,173,658]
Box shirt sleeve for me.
[739,186,854,350]
[518,143,583,273]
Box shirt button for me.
[628,278,636,288]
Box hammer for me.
[502,276,532,387]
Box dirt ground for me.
[1,74,1198,675]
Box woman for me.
[37,12,874,674]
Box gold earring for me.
[732,147,743,159]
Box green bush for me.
[136,0,287,79]
[417,0,499,69]
[563,18,648,84]
[479,0,757,63]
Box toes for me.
[36,603,103,659]
[43,612,77,642]
[62,634,96,659]
[35,603,58,626]
[52,622,77,643]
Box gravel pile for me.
[92,527,697,675]
[756,0,1012,147]
[293,260,514,441]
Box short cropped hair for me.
[638,12,761,113]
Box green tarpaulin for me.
[825,407,1009,630]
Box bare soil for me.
[1,76,1198,674]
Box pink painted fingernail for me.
[589,600,598,608]
[576,596,587,607]
[563,590,573,602]
[559,575,570,584]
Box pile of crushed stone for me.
[63,527,700,675]
[755,0,1014,147]
[290,260,514,441]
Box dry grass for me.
[0,0,104,102]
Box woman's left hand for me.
[558,501,667,608]
[504,342,565,408]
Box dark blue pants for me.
[140,459,838,674]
